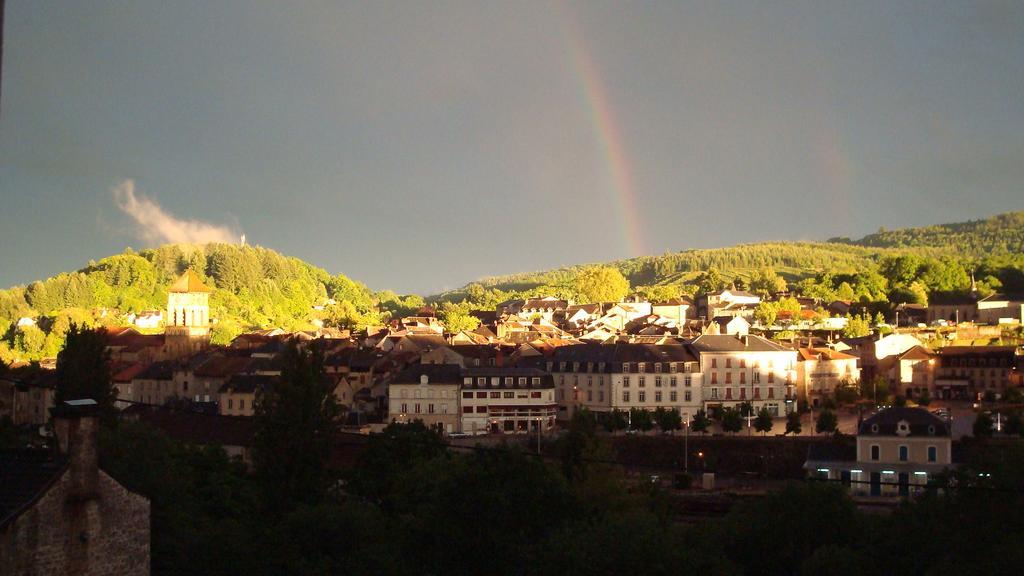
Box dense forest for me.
[0,244,421,363]
[3,212,1023,363]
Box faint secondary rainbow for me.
[558,5,648,257]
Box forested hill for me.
[434,212,1024,306]
[835,212,1024,253]
[0,243,419,363]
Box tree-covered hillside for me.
[0,244,406,363]
[835,211,1024,253]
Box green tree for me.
[603,409,628,432]
[629,407,653,432]
[749,267,788,297]
[816,409,838,435]
[437,301,481,333]
[755,408,774,435]
[973,412,994,438]
[14,324,46,358]
[253,341,343,514]
[653,407,682,434]
[691,409,710,434]
[1004,412,1023,437]
[721,407,742,434]
[574,266,630,303]
[54,325,116,413]
[755,301,780,327]
[785,410,803,435]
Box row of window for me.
[398,402,449,415]
[464,376,542,387]
[869,444,939,463]
[549,361,697,373]
[462,391,544,399]
[710,371,782,384]
[621,390,693,403]
[622,376,693,388]
[708,387,778,400]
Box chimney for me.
[51,399,100,498]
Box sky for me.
[1,0,1023,295]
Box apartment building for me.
[691,334,798,416]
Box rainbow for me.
[558,4,648,257]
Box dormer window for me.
[871,424,879,434]
[896,421,910,436]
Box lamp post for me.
[684,415,690,472]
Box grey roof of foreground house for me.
[858,407,950,437]
[690,334,790,353]
[0,450,69,529]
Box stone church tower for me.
[164,269,212,358]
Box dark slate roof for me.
[806,442,857,463]
[126,405,255,447]
[391,364,462,385]
[221,373,277,394]
[691,334,790,353]
[541,342,696,372]
[858,407,950,437]
[0,450,68,529]
[135,360,175,381]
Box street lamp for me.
[684,415,690,472]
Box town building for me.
[795,347,860,407]
[691,334,798,416]
[934,346,1019,400]
[388,364,461,434]
[805,407,954,498]
[164,270,212,359]
[459,367,556,435]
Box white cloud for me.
[113,180,238,245]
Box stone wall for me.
[0,470,150,576]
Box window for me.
[239,399,245,410]
[725,388,732,400]
[753,372,760,383]
[768,387,774,399]
[754,387,761,399]
[463,406,473,413]
[928,446,937,462]
[623,376,630,388]
[899,446,908,462]
[638,363,646,373]
[740,359,746,368]
[726,358,732,368]
[532,377,541,386]
[685,376,692,387]
[670,377,678,388]
[871,445,880,461]
[490,392,500,398]
[463,392,473,399]
[670,391,677,402]
[414,403,421,414]
[519,377,527,387]
[655,363,662,373]
[740,372,746,384]
[442,403,448,414]
[504,391,514,399]
[477,392,487,398]
[623,391,631,402]
[477,377,486,386]
[531,391,541,399]
[711,388,718,399]
[587,376,593,387]
[725,372,732,384]
[739,388,746,399]
[684,390,692,402]
[228,399,234,409]
[711,373,718,384]
[598,391,604,402]
[624,362,631,373]
[476,406,487,413]
[428,404,435,414]
[670,363,678,373]
[639,377,646,388]
[587,391,593,401]
[711,358,717,368]
[638,391,646,402]
[655,376,663,388]
[768,372,775,383]
[655,391,662,402]
[505,377,513,386]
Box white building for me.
[691,334,798,416]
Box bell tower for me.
[165,269,212,358]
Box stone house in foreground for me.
[0,399,150,575]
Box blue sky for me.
[1,0,1022,294]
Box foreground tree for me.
[691,409,710,434]
[629,407,654,432]
[253,341,343,514]
[54,325,115,413]
[721,407,743,434]
[653,407,682,434]
[973,412,994,439]
[816,409,838,435]
[755,408,774,435]
[785,410,803,435]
